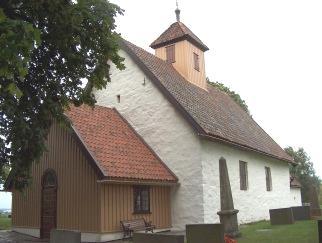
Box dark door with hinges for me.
[40,169,57,239]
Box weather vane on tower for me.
[175,0,181,22]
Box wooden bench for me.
[120,218,155,239]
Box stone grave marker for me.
[217,157,240,238]
[269,208,294,225]
[133,232,184,243]
[186,224,224,243]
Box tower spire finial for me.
[175,0,180,22]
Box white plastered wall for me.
[290,188,302,206]
[201,139,302,224]
[93,48,302,229]
[94,49,204,230]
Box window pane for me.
[239,161,248,190]
[135,193,141,211]
[43,170,57,187]
[141,190,149,211]
[265,167,272,191]
[133,186,150,213]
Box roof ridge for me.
[177,22,186,35]
[150,21,209,51]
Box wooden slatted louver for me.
[166,45,175,63]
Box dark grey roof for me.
[120,39,293,163]
[150,22,209,51]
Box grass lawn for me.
[238,220,318,243]
[0,214,11,230]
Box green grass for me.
[238,220,318,243]
[0,214,11,230]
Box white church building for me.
[93,9,302,230]
[7,8,303,242]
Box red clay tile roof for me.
[150,22,209,51]
[121,39,293,163]
[66,105,178,183]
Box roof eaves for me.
[97,177,179,186]
[290,184,301,188]
[150,35,186,49]
[199,133,295,164]
[150,34,209,51]
[206,84,293,163]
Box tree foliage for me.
[0,0,124,190]
[0,164,9,185]
[285,146,320,202]
[207,78,250,114]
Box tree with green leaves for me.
[207,78,250,114]
[0,165,9,185]
[0,0,124,190]
[285,146,320,202]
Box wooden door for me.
[40,169,57,239]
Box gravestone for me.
[318,220,322,243]
[269,208,294,225]
[291,206,311,221]
[217,157,240,238]
[133,233,184,243]
[186,224,224,243]
[50,229,81,243]
[309,186,321,217]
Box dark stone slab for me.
[269,208,294,225]
[50,229,80,243]
[312,209,322,217]
[291,206,311,221]
[309,186,321,217]
[318,220,322,243]
[133,233,184,243]
[186,224,225,243]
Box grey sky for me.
[111,0,321,175]
[1,0,321,209]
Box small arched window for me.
[42,169,57,188]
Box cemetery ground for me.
[0,214,10,230]
[238,219,318,243]
[0,217,320,242]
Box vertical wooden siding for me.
[100,184,171,232]
[12,122,101,232]
[155,40,206,89]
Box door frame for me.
[40,169,58,239]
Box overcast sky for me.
[110,0,322,175]
[1,0,321,209]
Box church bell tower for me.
[150,3,209,90]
